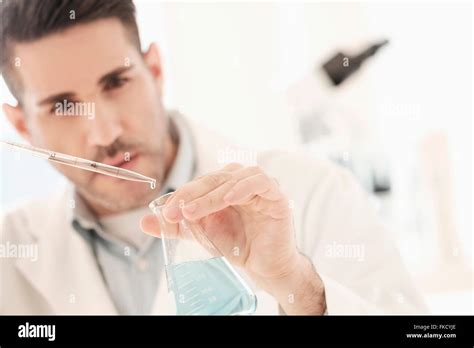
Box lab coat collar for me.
[162,110,197,193]
[14,188,118,314]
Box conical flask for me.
[149,192,257,315]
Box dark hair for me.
[0,0,141,102]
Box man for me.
[0,0,427,315]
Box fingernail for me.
[164,205,179,220]
[184,202,197,213]
[223,190,235,202]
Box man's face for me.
[10,19,171,214]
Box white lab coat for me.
[0,116,428,315]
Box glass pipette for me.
[0,140,156,189]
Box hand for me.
[140,163,326,314]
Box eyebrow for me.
[38,92,76,106]
[37,65,135,106]
[98,65,134,86]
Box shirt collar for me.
[161,110,196,194]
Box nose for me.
[87,101,124,148]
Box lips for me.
[103,152,138,168]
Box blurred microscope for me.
[287,39,390,195]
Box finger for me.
[193,162,243,181]
[162,172,234,222]
[163,165,262,222]
[222,162,245,172]
[140,213,182,239]
[230,165,262,180]
[182,172,282,221]
[162,165,245,222]
[224,173,282,204]
[140,214,162,237]
[181,179,237,221]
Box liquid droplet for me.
[150,181,156,190]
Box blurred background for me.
[1,1,472,314]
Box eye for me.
[103,75,129,91]
[49,104,58,114]
[49,99,74,114]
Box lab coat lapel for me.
[15,188,117,314]
[183,115,237,176]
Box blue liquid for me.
[166,257,257,315]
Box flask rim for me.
[148,192,175,213]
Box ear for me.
[143,42,163,86]
[2,103,32,143]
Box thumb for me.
[140,214,162,237]
[140,213,184,239]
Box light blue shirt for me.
[71,112,196,314]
